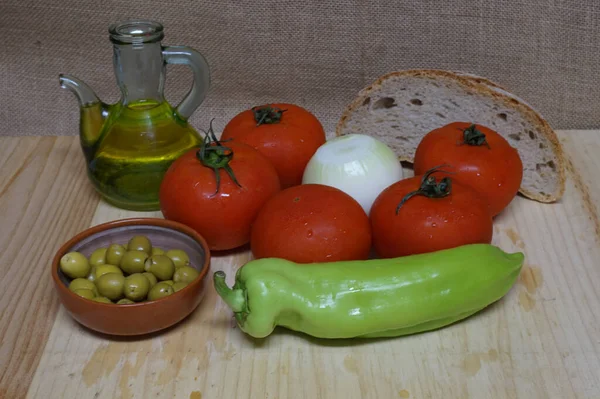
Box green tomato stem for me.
[395,164,455,214]
[213,271,246,313]
[252,105,287,126]
[460,124,491,148]
[196,120,242,195]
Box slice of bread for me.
[335,69,566,203]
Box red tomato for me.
[221,103,326,188]
[413,122,523,217]
[250,184,372,263]
[370,169,493,258]
[159,140,281,251]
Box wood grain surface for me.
[0,133,599,399]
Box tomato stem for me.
[459,124,491,148]
[395,165,455,214]
[252,105,287,126]
[196,120,242,196]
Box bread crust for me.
[335,69,566,203]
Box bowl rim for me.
[51,217,211,308]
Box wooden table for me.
[1,131,599,399]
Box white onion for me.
[302,134,404,215]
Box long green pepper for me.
[213,244,524,339]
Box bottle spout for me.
[59,74,101,106]
[59,73,108,149]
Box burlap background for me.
[1,0,600,137]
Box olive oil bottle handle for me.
[162,46,211,120]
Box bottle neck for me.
[113,42,165,106]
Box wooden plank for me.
[10,131,600,398]
[0,136,100,399]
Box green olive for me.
[123,273,151,302]
[142,272,158,288]
[87,266,97,282]
[94,264,123,280]
[117,298,135,305]
[91,296,112,304]
[127,235,152,254]
[73,289,95,299]
[60,251,91,279]
[120,250,149,274]
[165,249,191,269]
[106,244,126,266]
[163,280,174,286]
[151,247,165,256]
[144,254,175,281]
[172,281,188,292]
[89,247,107,267]
[173,266,200,285]
[147,282,175,301]
[69,278,98,296]
[96,273,125,301]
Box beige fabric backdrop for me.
[1,0,600,137]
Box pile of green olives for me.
[59,235,200,304]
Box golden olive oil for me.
[84,100,203,211]
[60,20,211,211]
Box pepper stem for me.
[196,120,242,196]
[213,271,246,313]
[395,164,455,214]
[252,105,287,126]
[460,124,491,148]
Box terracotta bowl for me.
[52,218,211,336]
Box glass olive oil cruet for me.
[59,19,210,211]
